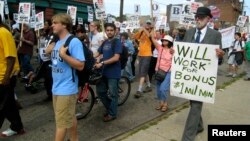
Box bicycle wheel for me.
[76,85,95,120]
[118,76,131,106]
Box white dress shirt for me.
[195,26,208,43]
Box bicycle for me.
[75,76,131,120]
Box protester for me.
[0,15,25,137]
[89,21,104,56]
[12,23,21,47]
[227,32,245,78]
[18,23,35,77]
[151,34,174,112]
[175,27,186,41]
[133,21,153,98]
[148,30,161,82]
[50,13,85,141]
[120,32,135,82]
[76,27,90,47]
[181,7,224,141]
[94,23,122,122]
[244,40,250,81]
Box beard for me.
[196,20,207,29]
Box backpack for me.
[64,35,96,83]
[100,38,128,69]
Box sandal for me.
[155,105,162,110]
[161,104,168,112]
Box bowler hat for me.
[195,7,213,18]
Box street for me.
[0,59,246,141]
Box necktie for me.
[195,30,201,43]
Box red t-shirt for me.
[18,29,35,56]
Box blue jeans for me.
[156,72,171,101]
[96,77,119,117]
[19,54,33,75]
[121,56,134,81]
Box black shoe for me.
[134,91,143,98]
[15,100,23,110]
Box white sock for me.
[14,93,18,100]
[147,82,151,87]
[138,85,143,92]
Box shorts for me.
[53,94,77,128]
[228,54,237,65]
[138,56,151,77]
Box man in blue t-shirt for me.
[50,13,85,141]
[95,23,122,122]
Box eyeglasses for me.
[195,15,207,20]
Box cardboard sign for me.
[236,15,248,27]
[170,42,219,103]
[170,5,182,22]
[93,0,106,20]
[134,4,141,16]
[18,3,31,24]
[35,12,44,31]
[67,6,77,25]
[219,26,235,49]
[87,6,94,22]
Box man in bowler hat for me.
[181,7,224,141]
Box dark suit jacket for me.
[183,27,222,48]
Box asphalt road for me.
[0,57,245,141]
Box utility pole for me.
[119,0,124,22]
[150,0,153,22]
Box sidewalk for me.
[113,78,250,141]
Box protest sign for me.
[134,4,141,16]
[152,2,160,17]
[35,12,44,31]
[170,5,182,22]
[87,6,94,22]
[155,15,167,30]
[190,2,203,13]
[67,6,77,25]
[93,0,106,20]
[127,15,140,30]
[219,26,235,49]
[13,13,18,22]
[78,17,83,25]
[2,0,9,14]
[180,3,195,26]
[0,1,4,21]
[236,15,248,27]
[170,42,219,103]
[18,3,31,24]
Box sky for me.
[105,0,250,17]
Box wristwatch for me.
[101,61,104,65]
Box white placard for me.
[78,17,83,25]
[87,6,94,22]
[134,4,141,16]
[18,3,31,24]
[170,42,219,103]
[67,6,77,25]
[152,3,160,17]
[170,5,182,22]
[13,13,18,22]
[219,26,235,49]
[93,0,106,20]
[35,11,44,31]
[236,15,248,27]
[2,0,9,14]
[155,16,167,30]
[180,3,195,26]
[0,1,4,21]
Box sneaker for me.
[134,91,142,98]
[226,73,233,77]
[143,86,152,93]
[0,128,25,137]
[232,74,237,78]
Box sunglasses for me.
[195,15,207,20]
